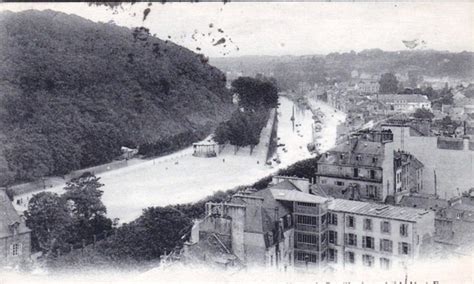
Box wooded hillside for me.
[0,10,235,184]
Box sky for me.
[0,2,473,57]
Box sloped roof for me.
[270,188,328,204]
[0,190,30,238]
[328,198,432,222]
[318,140,384,168]
[376,94,430,103]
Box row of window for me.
[330,249,391,269]
[329,231,412,255]
[330,214,409,237]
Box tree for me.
[231,77,278,110]
[413,108,435,120]
[378,73,399,94]
[25,192,72,254]
[62,172,112,243]
[97,206,192,262]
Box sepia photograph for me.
[0,1,472,283]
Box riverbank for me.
[12,96,342,223]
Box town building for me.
[372,94,431,114]
[380,119,474,199]
[314,130,424,204]
[0,190,31,267]
[356,80,380,94]
[399,190,474,257]
[181,176,435,272]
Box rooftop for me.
[328,198,432,222]
[375,94,430,103]
[0,190,30,238]
[270,188,328,204]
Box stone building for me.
[372,94,431,114]
[326,198,435,271]
[314,130,424,204]
[0,190,31,267]
[182,176,435,272]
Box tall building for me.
[314,130,424,204]
[0,190,31,267]
[181,177,435,272]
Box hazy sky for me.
[1,2,472,57]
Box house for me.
[182,176,435,272]
[399,191,474,257]
[314,130,424,204]
[357,80,380,94]
[326,198,435,271]
[0,190,31,267]
[373,94,431,114]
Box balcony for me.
[295,223,327,232]
[294,206,321,215]
[295,242,320,251]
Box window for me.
[344,251,355,264]
[400,224,409,237]
[381,221,391,234]
[296,215,318,226]
[335,181,345,186]
[328,248,337,263]
[321,179,327,184]
[380,239,393,253]
[370,170,376,179]
[328,213,338,225]
[356,155,362,161]
[296,232,318,244]
[353,168,359,178]
[329,231,338,245]
[399,242,411,255]
[362,254,374,267]
[10,243,21,256]
[363,218,372,231]
[372,157,378,163]
[380,258,391,270]
[346,215,355,228]
[296,251,318,263]
[344,233,357,247]
[362,236,375,249]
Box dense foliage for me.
[378,73,400,94]
[231,76,279,110]
[25,173,113,255]
[0,10,234,184]
[213,76,278,150]
[213,109,269,151]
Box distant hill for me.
[0,10,235,184]
[211,49,474,90]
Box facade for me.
[0,190,31,267]
[372,94,431,113]
[182,177,435,272]
[314,130,424,204]
[326,198,435,271]
[357,80,380,94]
[400,192,474,257]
